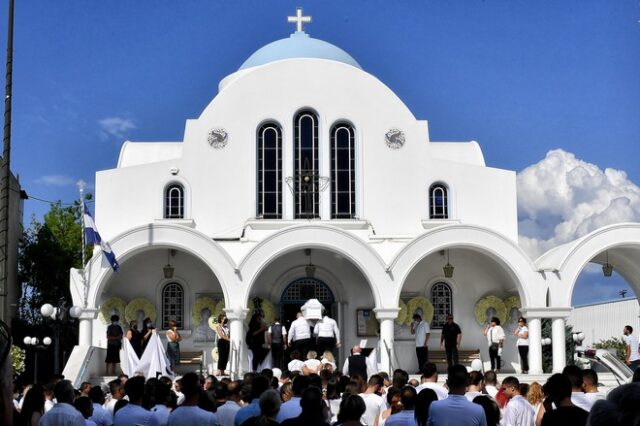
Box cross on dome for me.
[287,7,312,33]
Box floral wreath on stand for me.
[244,297,276,326]
[503,296,522,325]
[192,297,218,326]
[209,300,226,330]
[395,300,408,325]
[98,297,127,325]
[124,298,157,324]
[474,295,507,326]
[405,296,434,325]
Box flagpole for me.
[77,180,87,307]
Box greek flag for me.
[84,202,119,271]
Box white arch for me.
[389,224,541,307]
[537,223,640,306]
[237,224,389,307]
[81,223,237,309]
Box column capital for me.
[373,308,400,321]
[520,307,572,319]
[225,307,250,321]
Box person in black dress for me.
[141,317,154,353]
[247,311,268,371]
[126,320,143,358]
[105,315,123,375]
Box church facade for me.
[66,11,640,381]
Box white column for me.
[527,317,543,374]
[552,317,566,373]
[374,308,399,374]
[78,308,98,346]
[226,308,249,379]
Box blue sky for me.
[1,1,638,304]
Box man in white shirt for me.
[465,371,484,402]
[501,376,535,426]
[288,312,312,358]
[40,380,86,426]
[582,369,606,405]
[415,362,448,400]
[359,375,387,426]
[314,313,341,355]
[104,379,124,418]
[623,325,640,372]
[410,313,430,373]
[563,365,593,412]
[114,376,161,426]
[168,373,217,426]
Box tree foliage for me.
[594,337,627,361]
[17,200,91,323]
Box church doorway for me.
[280,277,335,330]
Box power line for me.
[9,187,93,207]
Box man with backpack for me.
[268,317,287,370]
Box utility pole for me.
[0,0,15,321]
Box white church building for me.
[65,10,640,382]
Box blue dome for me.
[239,31,361,70]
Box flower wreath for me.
[124,298,157,324]
[192,297,218,325]
[405,296,434,325]
[503,296,521,324]
[211,347,219,362]
[212,301,226,324]
[98,297,127,325]
[474,295,507,326]
[244,297,276,326]
[395,299,408,325]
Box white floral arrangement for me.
[503,296,521,324]
[11,346,26,378]
[405,296,434,325]
[212,300,226,321]
[98,297,127,325]
[395,299,408,325]
[211,347,219,362]
[192,297,218,325]
[244,297,276,326]
[125,298,157,324]
[474,295,507,326]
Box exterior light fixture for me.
[163,249,175,279]
[602,250,613,277]
[305,249,316,277]
[443,249,454,278]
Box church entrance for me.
[280,277,335,330]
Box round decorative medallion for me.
[207,128,228,149]
[385,128,405,149]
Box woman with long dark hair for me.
[17,384,45,426]
[215,313,230,376]
[247,311,268,371]
[415,388,438,426]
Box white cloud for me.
[517,149,640,259]
[34,175,75,187]
[98,116,136,140]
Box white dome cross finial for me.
[287,7,311,33]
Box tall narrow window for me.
[431,282,452,328]
[429,184,448,219]
[162,282,184,329]
[165,184,184,219]
[257,122,282,218]
[331,122,356,219]
[294,110,319,219]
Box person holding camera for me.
[483,317,505,373]
[215,313,231,376]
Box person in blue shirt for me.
[427,365,487,426]
[235,376,270,426]
[386,386,418,426]
[276,375,309,423]
[168,372,217,426]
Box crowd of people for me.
[8,353,640,426]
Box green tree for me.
[541,318,575,372]
[594,337,627,361]
[17,199,91,323]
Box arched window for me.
[429,184,448,219]
[294,110,319,219]
[162,282,184,329]
[430,282,452,328]
[257,122,283,219]
[331,122,356,219]
[164,184,184,219]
